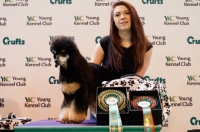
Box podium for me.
[14,119,162,132]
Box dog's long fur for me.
[50,36,113,124]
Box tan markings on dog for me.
[60,82,80,94]
[68,100,87,123]
[59,106,69,122]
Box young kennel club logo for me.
[147,35,166,45]
[165,56,191,66]
[169,96,193,107]
[187,36,200,44]
[0,76,26,86]
[25,57,51,67]
[0,17,7,26]
[25,97,51,108]
[50,0,72,4]
[142,0,163,4]
[164,16,189,25]
[3,0,28,7]
[140,17,145,25]
[0,58,6,67]
[74,16,100,25]
[2,37,25,45]
[187,75,200,85]
[95,0,117,6]
[184,0,200,6]
[27,16,53,26]
[0,98,5,108]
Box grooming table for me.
[14,119,162,132]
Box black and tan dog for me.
[50,36,113,124]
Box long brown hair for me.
[109,1,149,72]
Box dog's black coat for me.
[50,36,114,123]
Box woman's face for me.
[113,5,131,32]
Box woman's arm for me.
[136,48,153,77]
[90,44,104,65]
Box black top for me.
[100,35,153,79]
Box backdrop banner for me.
[0,0,200,131]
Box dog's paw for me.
[59,106,87,124]
[60,120,77,124]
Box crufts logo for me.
[144,76,166,84]
[142,0,163,4]
[49,76,60,84]
[187,36,200,44]
[95,36,101,44]
[190,117,200,125]
[165,56,191,66]
[187,75,200,85]
[50,0,72,4]
[2,37,25,45]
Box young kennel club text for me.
[25,97,51,108]
[25,57,51,67]
[0,76,26,86]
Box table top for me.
[14,119,162,132]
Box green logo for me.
[5,0,12,2]
[49,36,56,41]
[190,117,200,125]
[169,96,177,102]
[49,76,60,84]
[186,0,193,2]
[166,56,175,62]
[142,0,163,4]
[50,0,72,4]
[187,36,200,44]
[26,57,36,62]
[0,76,10,82]
[25,97,35,103]
[187,75,197,81]
[95,36,101,44]
[164,16,174,21]
[74,16,84,21]
[27,16,36,21]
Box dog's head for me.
[50,36,78,69]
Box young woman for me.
[91,1,153,79]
